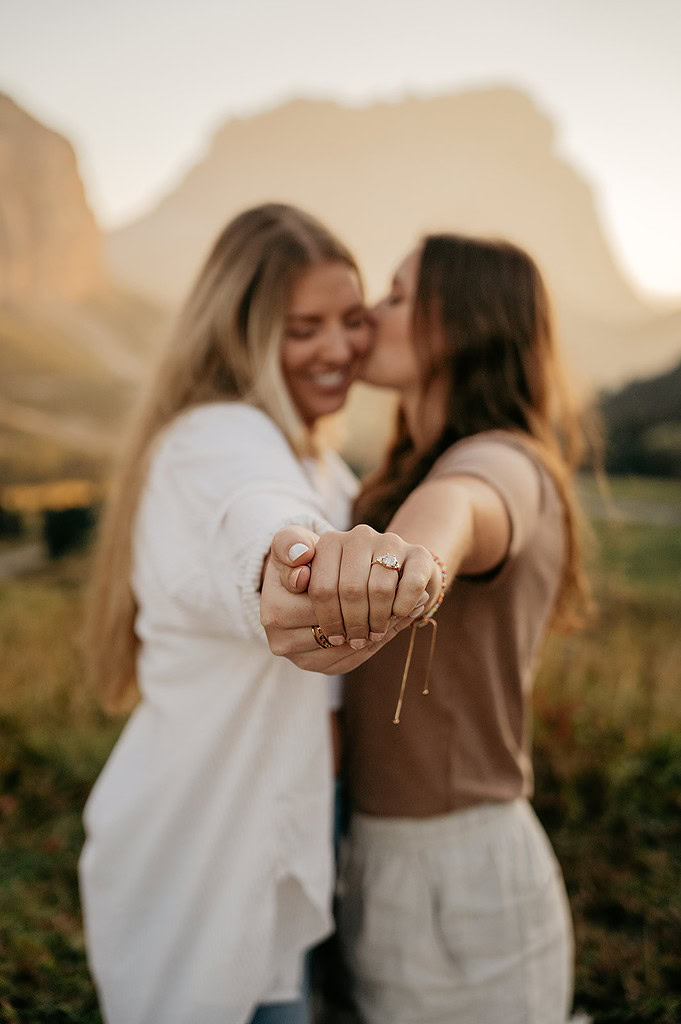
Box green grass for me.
[1,499,681,1022]
[532,515,681,1023]
[0,556,119,1023]
[578,474,681,509]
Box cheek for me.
[281,341,314,380]
[352,324,374,358]
[378,309,411,356]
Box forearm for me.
[386,467,517,593]
[387,478,476,603]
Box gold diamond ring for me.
[312,624,334,649]
[371,553,403,573]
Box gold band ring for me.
[312,624,334,649]
[371,553,403,574]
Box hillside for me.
[0,94,164,486]
[107,89,681,389]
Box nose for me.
[321,323,357,364]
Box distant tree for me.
[43,505,98,558]
[0,506,24,538]
[599,357,681,476]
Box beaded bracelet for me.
[421,550,448,619]
[393,550,448,724]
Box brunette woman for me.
[262,234,591,1024]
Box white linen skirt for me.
[336,798,574,1024]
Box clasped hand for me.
[260,524,436,673]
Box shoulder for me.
[427,431,558,556]
[158,401,289,460]
[429,430,543,492]
[145,401,310,508]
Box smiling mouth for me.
[310,370,350,392]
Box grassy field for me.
[1,479,681,1023]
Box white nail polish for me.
[288,543,310,561]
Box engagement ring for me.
[371,553,403,573]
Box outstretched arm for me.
[262,441,542,662]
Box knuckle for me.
[260,608,280,630]
[268,636,286,656]
[351,523,375,541]
[369,578,396,599]
[415,546,434,569]
[411,571,430,592]
[339,582,366,602]
[309,580,336,603]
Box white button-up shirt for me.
[79,402,357,1024]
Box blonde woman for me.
[262,235,592,1024]
[78,204,433,1024]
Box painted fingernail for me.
[328,635,346,647]
[349,639,367,650]
[369,631,385,642]
[288,543,310,561]
[409,604,427,619]
[290,567,303,588]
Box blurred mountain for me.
[107,90,681,390]
[0,94,164,486]
[600,358,681,476]
[0,93,104,302]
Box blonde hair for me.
[87,203,358,711]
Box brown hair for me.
[354,233,593,630]
[87,203,358,711]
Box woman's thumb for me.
[271,526,318,568]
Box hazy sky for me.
[1,0,680,299]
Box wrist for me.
[424,561,441,613]
[422,550,447,617]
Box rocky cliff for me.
[0,93,103,302]
[0,95,163,485]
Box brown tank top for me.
[343,431,565,817]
